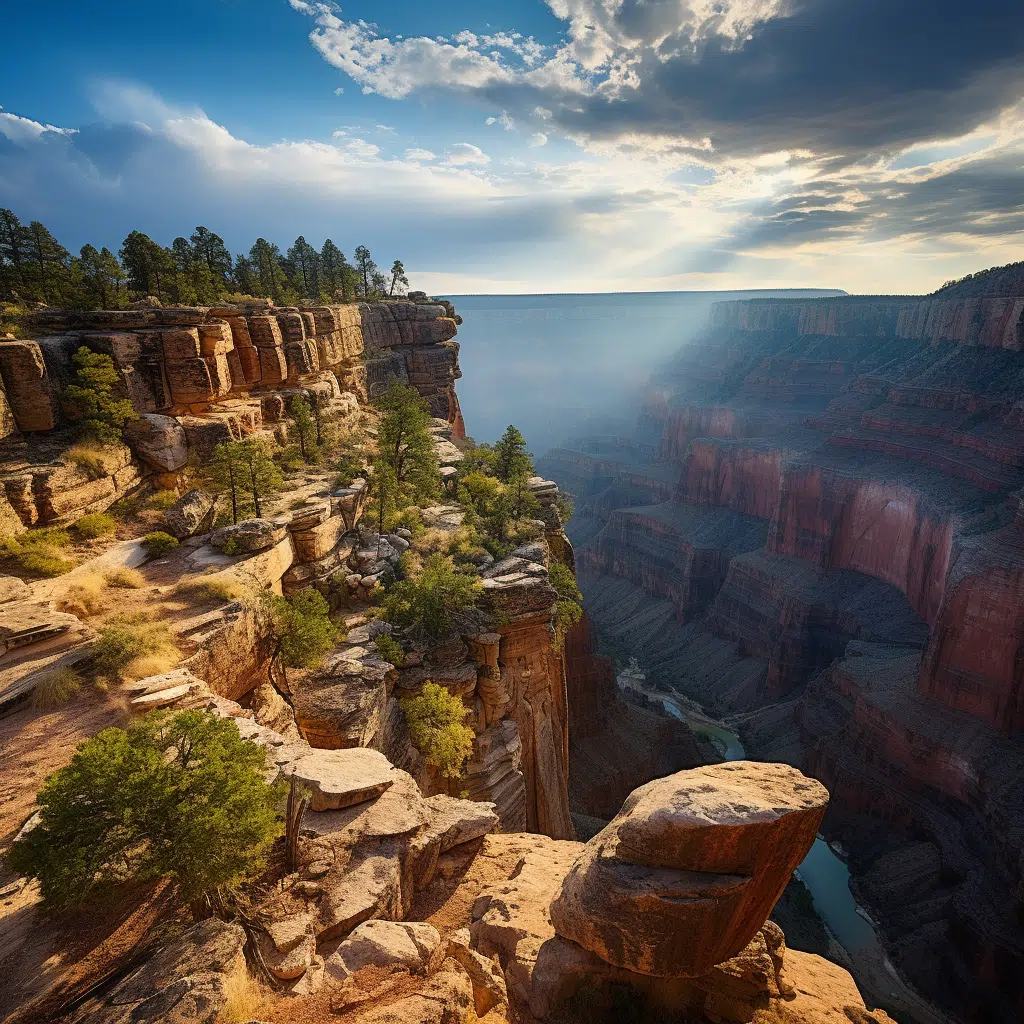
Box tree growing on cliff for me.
[401,682,475,779]
[120,230,173,301]
[61,346,136,443]
[289,395,317,463]
[204,438,282,521]
[6,709,283,917]
[25,221,70,305]
[75,245,126,309]
[494,424,533,483]
[0,208,31,300]
[388,259,409,297]
[189,225,233,290]
[382,554,481,641]
[550,561,583,650]
[261,588,341,672]
[286,236,321,300]
[354,245,377,298]
[319,239,347,300]
[249,238,296,304]
[375,382,439,500]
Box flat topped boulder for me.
[549,762,828,979]
[288,747,398,811]
[614,761,828,875]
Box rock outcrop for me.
[543,278,1024,1022]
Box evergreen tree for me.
[204,438,282,520]
[169,237,199,305]
[320,239,346,299]
[286,236,321,299]
[354,245,377,298]
[76,245,125,309]
[61,346,136,442]
[494,424,533,482]
[237,437,283,518]
[389,259,409,296]
[189,226,232,287]
[206,442,245,524]
[248,238,291,303]
[7,709,283,915]
[0,208,31,300]
[376,382,439,498]
[120,230,172,301]
[289,395,316,463]
[25,221,70,304]
[231,254,258,296]
[261,588,340,671]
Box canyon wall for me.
[540,282,1024,1023]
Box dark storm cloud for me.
[506,0,1024,161]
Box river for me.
[617,666,949,1024]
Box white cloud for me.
[446,143,490,165]
[376,124,397,133]
[529,132,549,147]
[404,147,437,161]
[334,86,344,95]
[332,129,348,137]
[0,111,77,143]
[345,139,380,158]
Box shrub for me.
[92,615,179,681]
[143,531,179,556]
[2,529,76,577]
[401,682,475,779]
[261,589,341,669]
[382,554,481,642]
[57,573,107,617]
[6,709,284,912]
[550,562,583,649]
[177,575,245,604]
[67,445,109,481]
[30,668,83,710]
[148,490,179,510]
[104,566,144,589]
[374,632,404,667]
[73,513,117,539]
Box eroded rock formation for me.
[540,280,1024,1022]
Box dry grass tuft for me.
[31,667,83,709]
[175,575,247,604]
[216,967,268,1023]
[57,573,108,617]
[104,566,145,588]
[92,615,180,682]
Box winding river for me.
[618,667,949,1024]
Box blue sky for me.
[2,0,1023,294]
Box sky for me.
[1,0,1023,295]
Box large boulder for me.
[164,488,217,539]
[210,517,288,554]
[124,413,188,472]
[324,920,442,982]
[548,761,828,978]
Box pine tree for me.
[389,259,409,296]
[320,239,345,300]
[231,254,258,296]
[26,221,70,304]
[120,230,172,301]
[494,424,533,482]
[289,395,316,463]
[0,208,32,301]
[169,238,199,305]
[61,346,136,442]
[354,245,377,298]
[237,437,283,518]
[286,236,321,300]
[376,382,439,498]
[249,238,291,303]
[189,226,232,288]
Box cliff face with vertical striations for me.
[538,270,1024,1024]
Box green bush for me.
[262,589,341,669]
[61,346,136,443]
[401,682,475,779]
[374,632,404,667]
[2,529,76,577]
[550,562,583,649]
[73,513,117,539]
[148,490,179,510]
[382,554,481,642]
[6,710,283,911]
[31,668,83,710]
[92,615,179,680]
[143,531,179,556]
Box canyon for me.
[537,271,1024,1024]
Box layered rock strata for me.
[546,283,1024,1022]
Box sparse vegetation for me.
[148,489,179,510]
[374,632,404,667]
[382,553,481,641]
[6,710,284,913]
[216,967,268,1023]
[104,566,144,588]
[177,575,246,604]
[72,512,117,539]
[550,561,584,650]
[142,530,179,556]
[57,573,107,617]
[66,444,111,480]
[30,668,83,710]
[92,615,179,681]
[401,682,475,779]
[204,439,283,523]
[1,528,76,577]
